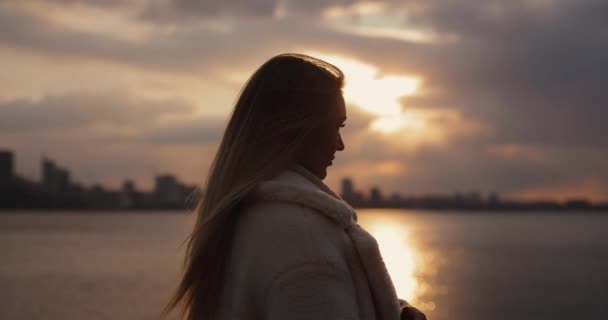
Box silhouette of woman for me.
[164,53,426,320]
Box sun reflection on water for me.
[366,222,420,304]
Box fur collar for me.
[253,164,358,228]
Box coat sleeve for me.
[265,261,360,320]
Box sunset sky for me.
[1,0,607,202]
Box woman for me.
[165,53,426,320]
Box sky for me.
[1,0,607,202]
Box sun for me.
[307,52,424,134]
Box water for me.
[1,210,607,320]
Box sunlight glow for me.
[303,52,486,147]
[371,112,427,134]
[367,223,419,302]
[307,52,423,134]
[346,73,419,117]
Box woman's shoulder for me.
[236,200,345,247]
[222,201,355,312]
[230,200,351,272]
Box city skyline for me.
[1,149,197,210]
[0,149,583,202]
[2,149,606,211]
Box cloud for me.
[38,0,134,6]
[138,0,362,23]
[0,90,194,133]
[142,115,228,145]
[2,0,608,200]
[0,2,432,75]
[0,89,225,189]
[377,0,608,148]
[139,0,280,22]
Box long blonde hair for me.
[164,53,344,319]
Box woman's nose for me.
[336,133,345,151]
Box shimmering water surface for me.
[1,210,607,320]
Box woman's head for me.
[297,92,346,179]
[222,53,346,180]
[165,53,346,320]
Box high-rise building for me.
[0,150,14,183]
[42,158,56,188]
[488,192,500,204]
[341,178,354,199]
[119,180,138,208]
[370,187,383,203]
[155,175,183,207]
[340,177,365,207]
[42,158,70,193]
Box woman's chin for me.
[319,167,328,180]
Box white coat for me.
[216,165,401,319]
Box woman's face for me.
[298,94,347,180]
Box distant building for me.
[387,193,403,208]
[565,198,591,209]
[370,187,382,201]
[119,180,138,209]
[155,175,194,208]
[0,150,14,183]
[42,159,55,187]
[340,177,364,207]
[85,184,120,209]
[342,178,354,197]
[488,192,500,204]
[466,191,482,204]
[42,158,70,194]
[451,191,484,207]
[369,187,384,207]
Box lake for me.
[1,210,607,320]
